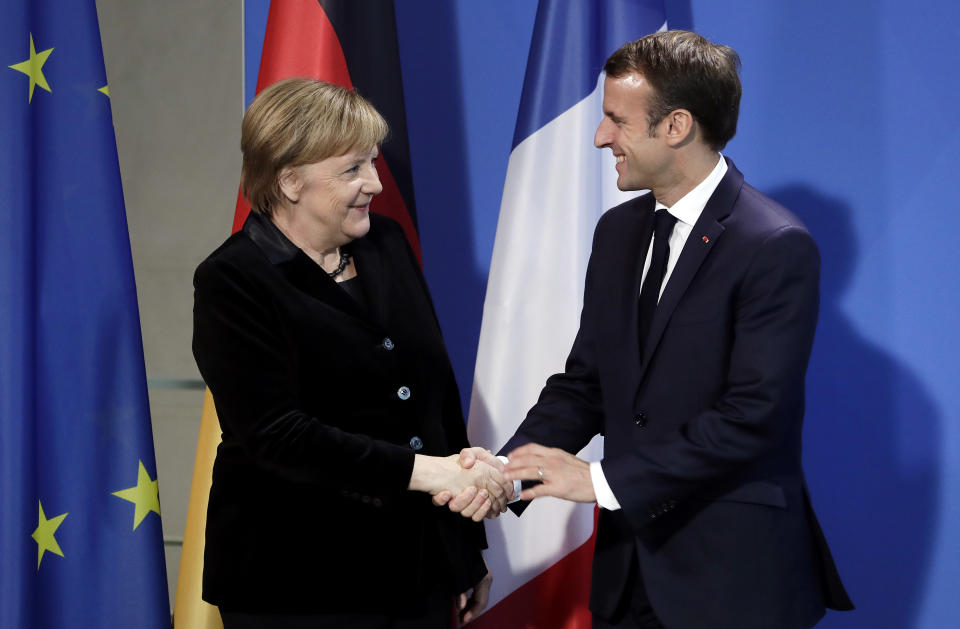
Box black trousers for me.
[220,590,452,629]
[592,555,665,629]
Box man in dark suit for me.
[442,31,853,628]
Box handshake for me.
[409,442,596,520]
[409,447,515,521]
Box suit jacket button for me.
[372,498,382,507]
[397,386,411,400]
[409,436,423,450]
[382,337,395,350]
[634,411,648,427]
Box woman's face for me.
[282,145,382,247]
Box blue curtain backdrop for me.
[244,1,959,627]
[0,2,169,627]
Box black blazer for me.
[193,212,486,614]
[504,160,852,629]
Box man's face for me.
[594,73,671,192]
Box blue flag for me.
[0,2,170,627]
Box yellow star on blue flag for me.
[112,460,162,530]
[31,501,68,569]
[8,33,54,103]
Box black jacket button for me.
[634,411,648,427]
[409,436,423,450]
[382,337,395,350]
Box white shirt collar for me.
[654,155,728,227]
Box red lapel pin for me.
[702,236,710,243]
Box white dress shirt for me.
[590,155,728,510]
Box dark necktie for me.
[638,209,678,353]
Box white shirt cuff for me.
[498,455,523,504]
[590,461,621,510]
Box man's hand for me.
[457,562,492,623]
[503,443,597,503]
[433,448,514,519]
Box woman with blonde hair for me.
[193,78,507,628]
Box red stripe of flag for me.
[255,0,352,92]
[470,509,598,629]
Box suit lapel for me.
[276,254,370,321]
[244,211,373,324]
[349,232,389,327]
[637,160,744,383]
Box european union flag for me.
[0,2,169,626]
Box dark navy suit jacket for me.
[504,160,852,628]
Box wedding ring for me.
[538,466,544,481]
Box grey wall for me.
[96,0,242,608]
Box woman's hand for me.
[457,562,492,624]
[434,448,515,519]
[409,454,511,520]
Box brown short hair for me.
[604,30,741,150]
[240,78,389,215]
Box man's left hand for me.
[503,443,597,503]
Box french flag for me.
[467,2,665,626]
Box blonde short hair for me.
[240,78,389,215]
